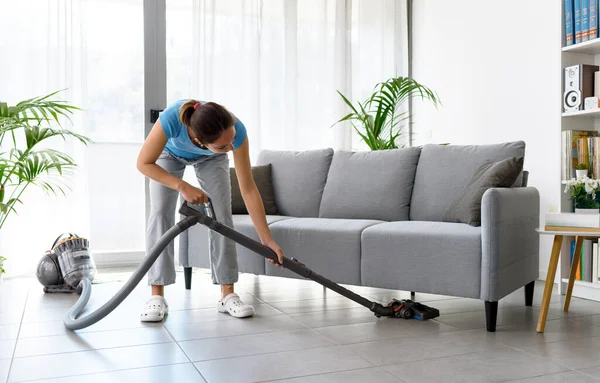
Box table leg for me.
[537,235,563,333]
[564,236,583,312]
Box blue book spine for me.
[590,0,598,39]
[583,0,590,41]
[576,0,583,43]
[567,0,575,45]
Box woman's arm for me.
[232,138,284,264]
[137,120,208,204]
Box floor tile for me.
[0,340,15,360]
[504,371,599,382]
[179,328,336,362]
[519,335,600,370]
[549,299,600,319]
[0,359,10,383]
[0,325,19,341]
[489,318,600,348]
[269,297,363,315]
[578,365,600,380]
[383,348,567,383]
[345,328,508,366]
[314,317,456,345]
[14,327,173,358]
[164,303,283,326]
[8,342,189,382]
[16,363,206,383]
[250,288,343,303]
[166,314,306,342]
[289,307,381,328]
[269,367,404,382]
[434,306,566,330]
[194,345,373,383]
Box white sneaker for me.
[141,295,169,322]
[217,293,254,318]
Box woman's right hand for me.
[178,182,209,204]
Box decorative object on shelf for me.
[564,64,599,112]
[585,96,600,110]
[564,176,600,212]
[333,76,441,150]
[576,163,590,179]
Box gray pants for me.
[146,150,238,286]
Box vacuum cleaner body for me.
[36,234,96,294]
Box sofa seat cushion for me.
[318,148,421,221]
[233,215,292,275]
[361,221,482,298]
[410,141,526,222]
[266,218,384,285]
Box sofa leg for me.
[525,280,535,306]
[184,267,192,290]
[485,301,498,332]
[410,291,415,299]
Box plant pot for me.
[576,169,588,179]
[575,208,600,214]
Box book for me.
[591,0,598,39]
[576,0,583,43]
[562,130,599,180]
[545,212,600,228]
[583,0,590,41]
[567,0,575,45]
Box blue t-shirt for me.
[159,99,247,159]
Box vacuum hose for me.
[64,215,199,330]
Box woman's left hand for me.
[263,239,285,267]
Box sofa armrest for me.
[480,187,540,301]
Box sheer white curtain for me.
[0,0,146,278]
[166,0,410,161]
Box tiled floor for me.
[2,269,600,382]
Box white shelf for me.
[562,108,600,119]
[562,278,600,288]
[563,37,600,54]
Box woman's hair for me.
[178,99,235,145]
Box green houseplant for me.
[333,76,441,150]
[0,91,91,276]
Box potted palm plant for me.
[0,91,91,278]
[333,76,441,150]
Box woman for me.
[137,99,284,322]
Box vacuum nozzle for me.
[371,299,440,321]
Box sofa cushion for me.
[410,141,526,221]
[178,214,290,275]
[361,221,482,298]
[257,149,334,217]
[444,156,524,227]
[265,218,383,285]
[232,215,292,275]
[230,164,278,215]
[318,148,421,221]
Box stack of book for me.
[565,0,599,46]
[562,130,599,180]
[545,212,600,283]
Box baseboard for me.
[93,250,145,268]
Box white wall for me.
[411,0,562,280]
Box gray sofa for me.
[178,141,540,332]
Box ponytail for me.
[179,99,199,128]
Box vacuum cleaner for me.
[36,200,439,331]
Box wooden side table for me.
[536,227,600,333]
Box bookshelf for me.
[560,0,600,301]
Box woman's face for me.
[191,126,236,153]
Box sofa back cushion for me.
[410,141,526,221]
[256,148,334,217]
[318,148,422,221]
